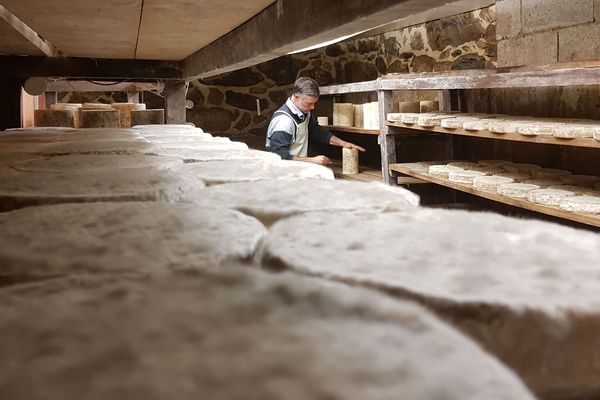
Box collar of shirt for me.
[286,98,306,121]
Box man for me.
[266,76,365,165]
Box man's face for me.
[292,94,318,114]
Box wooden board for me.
[389,164,600,228]
[323,125,380,135]
[386,121,600,149]
[320,65,600,94]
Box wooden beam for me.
[378,90,398,186]
[45,80,164,93]
[321,65,600,94]
[351,0,493,40]
[0,4,58,57]
[183,0,470,79]
[0,56,183,80]
[164,81,187,124]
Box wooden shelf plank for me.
[389,164,600,228]
[320,65,600,94]
[323,124,380,135]
[386,121,600,149]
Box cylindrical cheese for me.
[342,148,359,175]
[317,116,329,125]
[333,103,354,127]
[112,103,147,128]
[79,110,120,128]
[34,109,76,128]
[353,105,364,128]
[131,109,165,126]
[398,101,420,113]
[420,100,439,113]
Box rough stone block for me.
[496,0,521,39]
[522,0,593,33]
[131,109,165,126]
[33,109,76,128]
[559,22,600,61]
[497,31,558,67]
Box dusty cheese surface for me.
[257,208,600,398]
[0,266,535,400]
[0,202,266,280]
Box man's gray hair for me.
[292,76,320,97]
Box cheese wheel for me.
[553,124,596,139]
[462,119,496,131]
[497,183,540,198]
[527,189,576,206]
[399,113,422,125]
[448,170,487,184]
[518,123,557,136]
[559,195,600,214]
[473,176,514,191]
[428,165,463,178]
[441,117,479,129]
[523,179,561,188]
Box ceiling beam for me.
[0,4,59,57]
[182,0,476,80]
[352,0,493,40]
[44,80,164,93]
[0,56,183,80]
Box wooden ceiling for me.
[0,0,275,60]
[0,0,493,80]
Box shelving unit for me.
[320,62,600,227]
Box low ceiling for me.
[0,0,275,60]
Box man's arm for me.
[329,135,366,152]
[308,115,366,152]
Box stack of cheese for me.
[387,111,600,141]
[399,159,600,214]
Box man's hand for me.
[292,155,331,165]
[342,142,366,152]
[309,155,331,165]
[329,135,366,152]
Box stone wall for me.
[497,0,600,67]
[185,6,496,146]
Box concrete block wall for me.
[497,0,600,66]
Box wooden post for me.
[0,79,22,130]
[377,90,398,186]
[44,91,58,109]
[164,80,187,124]
[127,91,140,104]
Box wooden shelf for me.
[386,121,600,149]
[330,161,425,184]
[389,164,600,228]
[320,63,600,95]
[323,125,380,135]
